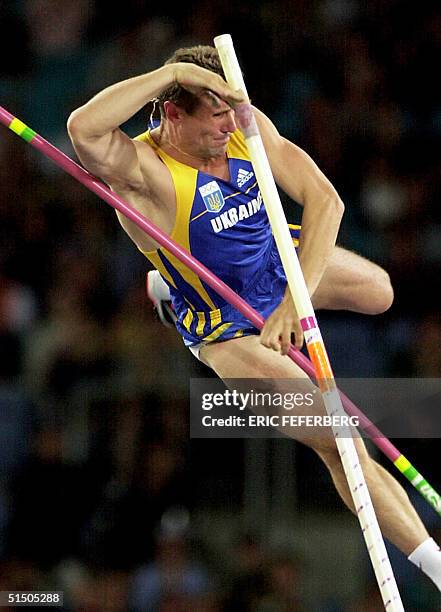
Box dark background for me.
[0,0,440,610]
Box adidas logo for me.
[237,168,254,188]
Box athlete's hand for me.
[260,293,304,355]
[172,63,244,107]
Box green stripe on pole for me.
[404,466,419,482]
[21,126,36,142]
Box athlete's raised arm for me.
[67,63,242,188]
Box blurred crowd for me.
[1,0,441,610]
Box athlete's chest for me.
[196,159,257,205]
[198,159,231,182]
[193,159,265,235]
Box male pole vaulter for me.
[67,45,441,592]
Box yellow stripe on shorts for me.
[196,312,206,336]
[210,309,222,328]
[183,308,193,332]
[205,322,233,343]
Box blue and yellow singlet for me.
[135,128,299,347]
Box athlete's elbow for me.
[325,193,344,220]
[333,195,345,217]
[67,110,84,141]
[67,108,95,142]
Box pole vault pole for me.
[214,34,404,610]
[0,105,439,521]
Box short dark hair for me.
[157,45,225,117]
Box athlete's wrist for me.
[281,288,294,305]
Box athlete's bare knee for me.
[369,268,394,314]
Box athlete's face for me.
[180,93,237,159]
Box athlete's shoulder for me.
[134,118,161,147]
[133,130,157,148]
[132,129,166,167]
[134,131,149,143]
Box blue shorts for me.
[175,226,300,356]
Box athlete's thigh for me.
[200,334,306,379]
[200,335,341,449]
[317,246,375,292]
[312,245,389,311]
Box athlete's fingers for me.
[204,72,244,104]
[292,322,304,350]
[223,87,245,106]
[174,64,244,105]
[205,88,244,107]
[278,318,303,354]
[280,325,292,356]
[260,321,281,352]
[271,334,285,354]
[259,317,272,344]
[260,331,278,351]
[276,320,288,355]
